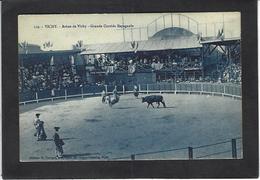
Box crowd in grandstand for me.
[19,51,241,93]
[91,53,203,74]
[19,62,83,92]
[222,63,241,84]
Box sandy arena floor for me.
[19,93,242,161]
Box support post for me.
[139,28,142,40]
[222,14,225,38]
[138,84,141,91]
[81,87,84,99]
[123,85,125,94]
[228,46,231,65]
[122,15,125,42]
[147,27,149,39]
[175,82,177,94]
[205,24,208,37]
[231,139,237,159]
[188,147,193,160]
[197,23,199,34]
[171,13,173,27]
[131,28,133,42]
[178,15,181,27]
[163,15,165,29]
[35,92,39,103]
[214,23,216,37]
[155,20,157,32]
[20,66,24,90]
[131,154,135,160]
[201,47,205,78]
[105,85,108,94]
[146,84,149,94]
[188,18,190,31]
[65,89,67,100]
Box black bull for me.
[142,95,166,108]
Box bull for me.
[142,95,166,108]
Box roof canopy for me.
[19,49,81,57]
[81,36,202,55]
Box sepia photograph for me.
[18,12,242,161]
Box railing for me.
[122,13,240,41]
[112,137,242,160]
[19,82,241,105]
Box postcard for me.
[18,12,242,162]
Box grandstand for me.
[18,13,241,96]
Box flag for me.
[50,56,54,66]
[71,55,75,65]
[130,41,138,53]
[43,41,53,49]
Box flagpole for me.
[122,15,125,42]
[222,13,225,37]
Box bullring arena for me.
[19,83,242,161]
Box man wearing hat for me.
[34,113,47,141]
[133,85,139,98]
[101,90,106,103]
[38,120,47,141]
[33,113,41,139]
[53,127,64,159]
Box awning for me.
[81,36,202,55]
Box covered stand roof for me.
[200,37,241,46]
[81,35,202,55]
[18,43,81,56]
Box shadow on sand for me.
[62,137,77,140]
[39,137,76,142]
[38,138,53,142]
[163,106,176,109]
[85,119,102,122]
[147,106,176,109]
[63,152,100,158]
[114,107,136,109]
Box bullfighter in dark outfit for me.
[53,127,64,159]
[37,120,47,141]
[101,90,106,103]
[34,113,47,141]
[33,114,41,139]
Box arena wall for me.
[19,82,241,105]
